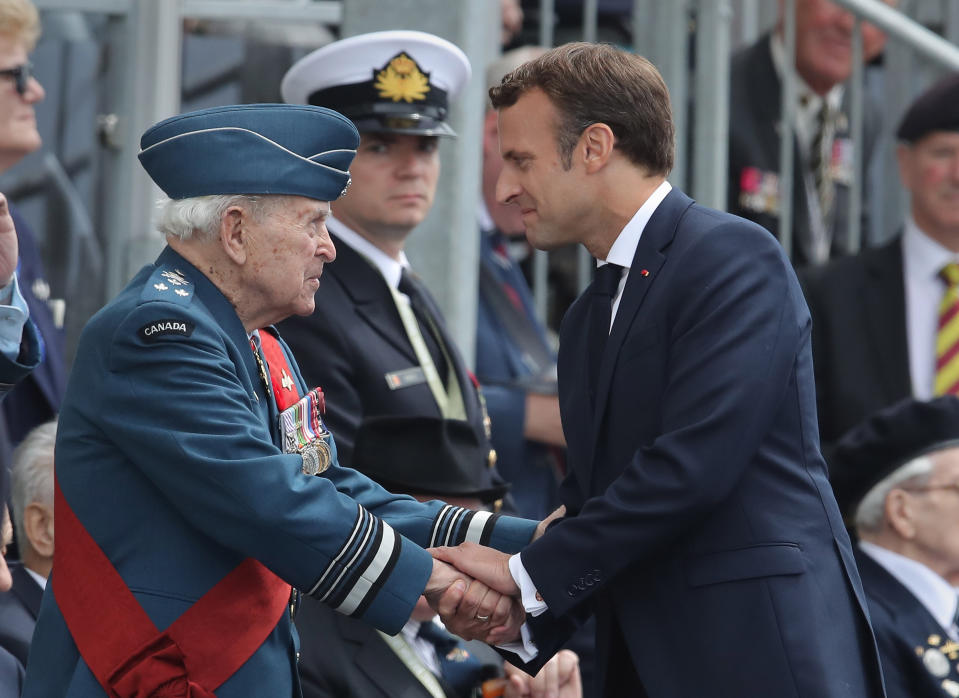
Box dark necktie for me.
[588,263,624,401]
[416,621,487,696]
[810,103,835,224]
[398,268,450,386]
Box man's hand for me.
[0,194,17,287]
[533,505,565,542]
[424,558,519,642]
[504,650,581,698]
[430,543,518,596]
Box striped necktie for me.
[935,262,959,395]
[810,103,835,224]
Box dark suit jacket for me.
[0,563,42,667]
[728,34,880,266]
[854,549,959,698]
[512,189,885,697]
[799,236,911,449]
[296,598,500,698]
[0,209,66,465]
[278,234,494,471]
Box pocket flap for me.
[687,543,805,587]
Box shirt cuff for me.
[0,274,29,362]
[510,553,548,616]
[495,553,549,662]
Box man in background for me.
[830,396,959,696]
[801,72,959,448]
[0,418,54,668]
[728,0,891,265]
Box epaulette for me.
[139,265,194,305]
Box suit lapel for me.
[589,189,693,455]
[335,614,437,698]
[861,237,911,400]
[10,564,43,618]
[329,236,419,364]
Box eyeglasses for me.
[0,62,33,96]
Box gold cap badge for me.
[374,52,430,103]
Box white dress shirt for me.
[903,217,958,400]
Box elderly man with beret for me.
[831,395,959,697]
[801,72,959,449]
[21,104,538,698]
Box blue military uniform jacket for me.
[23,247,536,697]
[855,548,959,698]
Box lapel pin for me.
[640,269,649,277]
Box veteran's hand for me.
[0,194,17,287]
[504,650,581,698]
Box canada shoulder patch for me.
[137,318,196,343]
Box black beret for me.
[351,416,508,504]
[896,72,959,143]
[829,396,959,521]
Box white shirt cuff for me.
[0,274,29,362]
[510,553,548,616]
[494,553,550,662]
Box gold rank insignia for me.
[374,52,430,103]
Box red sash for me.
[53,481,291,697]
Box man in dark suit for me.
[728,0,891,265]
[297,416,581,698]
[0,418,54,667]
[830,396,959,697]
[278,32,502,492]
[433,42,885,697]
[800,72,959,448]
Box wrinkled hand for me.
[428,545,524,644]
[0,193,17,287]
[533,505,565,542]
[504,650,581,698]
[424,558,519,642]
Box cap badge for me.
[374,52,430,103]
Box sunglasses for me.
[0,62,33,96]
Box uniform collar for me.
[327,217,411,289]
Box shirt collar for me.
[859,540,959,631]
[25,565,46,590]
[903,215,958,285]
[328,217,410,290]
[602,180,672,268]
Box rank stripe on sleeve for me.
[429,506,498,548]
[307,504,400,615]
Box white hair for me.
[854,455,935,534]
[154,194,276,242]
[11,418,57,554]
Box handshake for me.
[422,504,563,645]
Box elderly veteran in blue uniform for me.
[831,396,959,698]
[21,104,538,698]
